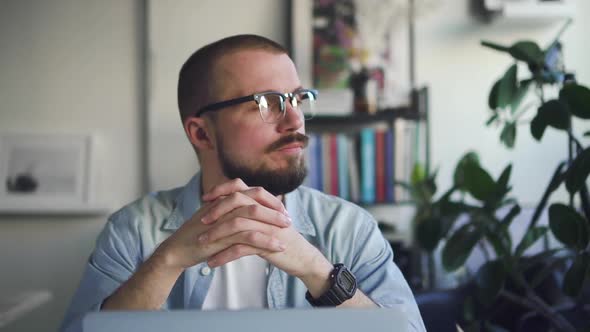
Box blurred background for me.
[0,0,588,331]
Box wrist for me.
[299,255,333,298]
[150,243,185,277]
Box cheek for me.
[220,124,269,156]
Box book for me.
[337,134,349,200]
[348,137,360,203]
[375,129,386,203]
[329,133,339,196]
[385,128,395,202]
[360,128,376,204]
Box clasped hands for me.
[156,179,331,282]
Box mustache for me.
[266,133,309,152]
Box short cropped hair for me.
[177,34,288,124]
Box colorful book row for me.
[304,120,425,205]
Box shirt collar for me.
[161,172,316,237]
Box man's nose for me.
[276,97,304,132]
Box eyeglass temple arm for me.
[195,95,256,117]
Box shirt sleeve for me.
[349,214,427,332]
[60,211,141,332]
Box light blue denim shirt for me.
[61,173,425,332]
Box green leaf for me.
[514,226,548,258]
[563,252,590,297]
[475,261,506,305]
[549,203,589,250]
[501,203,521,227]
[485,223,512,258]
[442,223,483,271]
[416,217,442,252]
[481,40,510,53]
[500,122,517,148]
[497,64,518,109]
[488,80,501,110]
[511,79,533,113]
[410,163,427,186]
[463,162,497,202]
[559,83,590,119]
[508,41,544,64]
[538,99,571,130]
[453,151,480,190]
[566,147,590,195]
[530,112,547,141]
[496,165,512,194]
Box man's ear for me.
[184,116,215,151]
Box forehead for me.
[214,49,301,98]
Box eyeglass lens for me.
[258,91,316,123]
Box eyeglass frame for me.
[194,88,318,123]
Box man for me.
[61,34,425,332]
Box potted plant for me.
[412,19,590,331]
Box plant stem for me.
[510,272,578,332]
[479,242,491,261]
[568,120,574,207]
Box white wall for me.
[0,1,141,331]
[416,0,590,206]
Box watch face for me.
[338,270,356,292]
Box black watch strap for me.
[305,264,357,307]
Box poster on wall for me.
[291,0,412,115]
[0,134,95,213]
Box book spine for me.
[337,134,349,200]
[375,129,385,203]
[322,134,331,194]
[360,128,376,204]
[385,128,395,203]
[329,134,339,196]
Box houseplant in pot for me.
[412,20,590,331]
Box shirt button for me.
[200,266,211,276]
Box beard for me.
[217,133,309,196]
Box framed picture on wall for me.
[0,134,96,213]
[290,0,412,115]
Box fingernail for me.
[285,216,292,226]
[201,217,210,224]
[198,234,208,243]
[282,207,289,215]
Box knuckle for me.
[246,231,260,243]
[248,204,260,215]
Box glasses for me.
[195,88,318,124]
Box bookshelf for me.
[303,87,430,208]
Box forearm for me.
[101,250,183,310]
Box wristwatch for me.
[305,264,357,307]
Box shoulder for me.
[97,186,183,251]
[295,186,376,223]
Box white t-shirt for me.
[201,255,269,310]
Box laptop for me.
[84,307,409,332]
